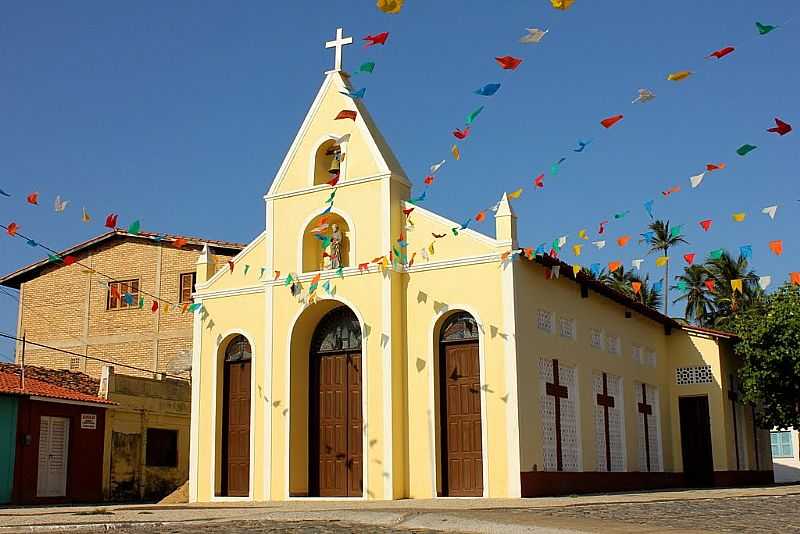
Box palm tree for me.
[673,265,714,325]
[704,251,762,326]
[590,267,663,311]
[639,220,688,317]
[628,271,663,310]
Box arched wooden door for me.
[221,335,251,497]
[439,312,483,497]
[309,307,363,497]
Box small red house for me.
[0,363,114,504]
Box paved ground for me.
[2,485,798,534]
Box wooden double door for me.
[440,341,484,497]
[310,351,363,497]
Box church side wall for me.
[513,261,674,484]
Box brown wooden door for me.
[311,352,362,497]
[223,360,251,497]
[441,341,483,497]
[679,396,714,487]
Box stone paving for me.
[3,486,799,534]
[495,494,800,533]
[71,521,449,534]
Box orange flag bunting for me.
[26,193,39,205]
[600,114,623,128]
[791,272,800,286]
[608,261,622,272]
[769,240,783,256]
[631,281,642,294]
[335,110,357,121]
[500,251,511,262]
[706,163,726,172]
[173,237,188,249]
[617,235,631,247]
[475,211,486,223]
[424,175,434,185]
[358,262,370,273]
[6,223,18,237]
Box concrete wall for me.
[100,367,191,501]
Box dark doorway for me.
[309,307,363,497]
[439,312,483,497]
[221,335,252,497]
[679,396,714,486]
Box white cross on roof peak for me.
[325,28,353,72]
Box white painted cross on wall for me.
[325,27,353,72]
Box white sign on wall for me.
[80,413,97,430]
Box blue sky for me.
[0,1,798,361]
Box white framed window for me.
[632,345,643,365]
[771,431,794,459]
[538,309,555,333]
[590,329,604,350]
[646,349,657,368]
[607,335,621,355]
[559,317,576,340]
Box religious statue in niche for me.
[329,223,343,269]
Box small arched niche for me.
[302,212,351,272]
[313,139,343,186]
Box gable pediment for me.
[266,71,408,198]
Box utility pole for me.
[20,331,26,390]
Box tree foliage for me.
[673,251,763,327]
[728,284,800,429]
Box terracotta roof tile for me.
[0,363,113,405]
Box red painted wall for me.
[13,399,106,504]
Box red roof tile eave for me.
[0,229,247,289]
[0,371,115,406]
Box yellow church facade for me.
[189,31,773,502]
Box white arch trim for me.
[296,206,357,275]
[427,306,490,498]
[284,295,369,500]
[209,329,258,502]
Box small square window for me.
[107,279,139,310]
[537,310,554,333]
[559,318,575,339]
[179,272,196,303]
[69,356,82,371]
[771,431,794,459]
[607,335,621,355]
[590,329,604,350]
[145,428,178,467]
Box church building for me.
[189,29,773,501]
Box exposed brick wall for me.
[16,236,237,379]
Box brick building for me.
[0,230,244,379]
[0,230,244,500]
